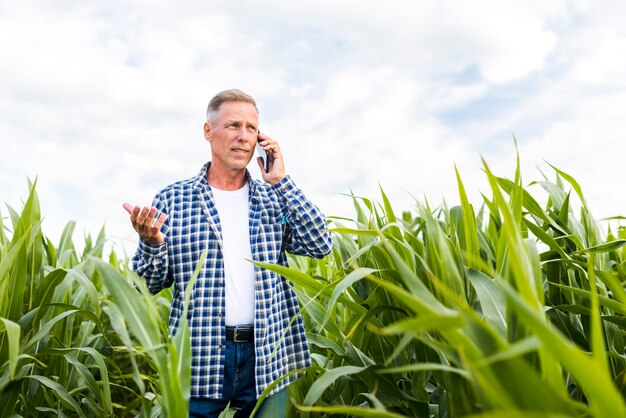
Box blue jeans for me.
[188,340,287,418]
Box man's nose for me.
[236,128,252,142]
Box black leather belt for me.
[226,326,254,342]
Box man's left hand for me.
[257,133,286,185]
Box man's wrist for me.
[268,175,286,186]
[139,238,167,256]
[271,175,296,195]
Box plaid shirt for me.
[131,163,333,399]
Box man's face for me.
[205,101,259,173]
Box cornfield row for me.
[1,157,625,417]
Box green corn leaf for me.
[306,332,346,356]
[466,269,507,336]
[322,267,378,327]
[24,305,104,351]
[380,313,464,335]
[549,282,626,315]
[24,375,87,418]
[576,239,626,254]
[302,365,368,408]
[379,362,470,377]
[456,166,481,268]
[297,404,409,417]
[499,279,626,417]
[329,227,380,236]
[0,317,20,379]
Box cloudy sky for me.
[1,0,625,254]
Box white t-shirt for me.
[211,184,256,326]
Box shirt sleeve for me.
[271,175,333,259]
[130,193,173,294]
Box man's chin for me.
[224,156,252,170]
[231,161,252,171]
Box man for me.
[123,89,333,417]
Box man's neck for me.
[207,165,247,191]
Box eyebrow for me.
[225,119,257,128]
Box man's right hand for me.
[123,203,167,246]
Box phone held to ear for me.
[256,132,271,173]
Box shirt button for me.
[218,344,225,349]
[218,313,223,317]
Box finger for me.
[153,213,167,231]
[267,141,281,153]
[267,145,282,160]
[146,207,158,226]
[141,208,159,236]
[258,136,279,148]
[256,156,265,172]
[130,206,141,225]
[136,207,151,228]
[123,202,135,215]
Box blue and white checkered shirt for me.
[131,162,333,399]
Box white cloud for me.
[259,0,561,83]
[1,0,626,257]
[518,87,626,218]
[571,32,626,84]
[271,64,477,218]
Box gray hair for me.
[205,89,258,124]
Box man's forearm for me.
[273,176,333,259]
[132,240,172,294]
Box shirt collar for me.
[193,162,260,197]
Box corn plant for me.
[0,181,193,417]
[3,155,626,418]
[256,157,626,417]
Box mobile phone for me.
[256,132,271,172]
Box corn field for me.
[1,158,626,417]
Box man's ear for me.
[204,122,212,142]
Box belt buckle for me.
[233,327,247,343]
